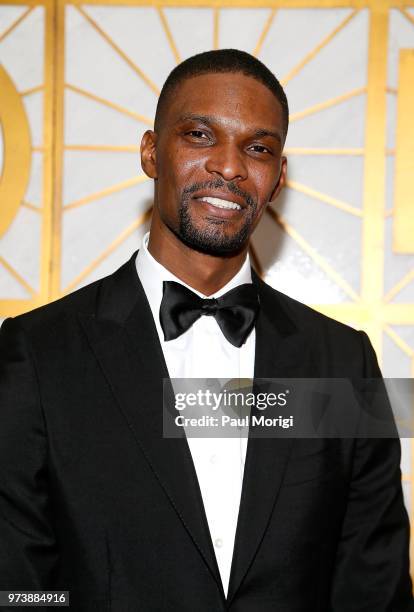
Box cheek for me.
[174,147,207,172]
[250,165,280,204]
[157,150,206,203]
[166,149,209,188]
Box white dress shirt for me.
[136,232,255,595]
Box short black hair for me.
[154,49,289,139]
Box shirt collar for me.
[136,231,252,326]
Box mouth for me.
[194,195,243,211]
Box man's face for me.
[141,71,287,256]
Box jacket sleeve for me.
[330,331,413,611]
[0,317,58,588]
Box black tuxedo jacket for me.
[0,252,412,611]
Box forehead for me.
[162,72,283,133]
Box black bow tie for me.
[159,281,260,348]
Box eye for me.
[186,130,209,139]
[248,144,271,154]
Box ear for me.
[269,156,287,203]
[140,130,158,179]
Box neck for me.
[147,215,248,296]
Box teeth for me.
[198,196,241,210]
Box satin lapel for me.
[227,272,313,604]
[79,254,224,598]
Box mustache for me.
[182,179,256,208]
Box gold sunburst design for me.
[0,65,31,237]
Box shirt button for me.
[210,455,218,465]
[214,538,223,549]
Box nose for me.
[205,142,248,182]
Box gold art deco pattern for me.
[0,0,55,312]
[1,0,414,564]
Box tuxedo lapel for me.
[227,271,313,604]
[79,254,225,599]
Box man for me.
[0,49,412,611]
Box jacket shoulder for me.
[10,277,102,333]
[260,277,361,340]
[256,278,378,376]
[4,254,136,337]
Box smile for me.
[196,196,242,210]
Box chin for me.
[176,222,250,257]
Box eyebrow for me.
[177,113,282,144]
[253,128,282,144]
